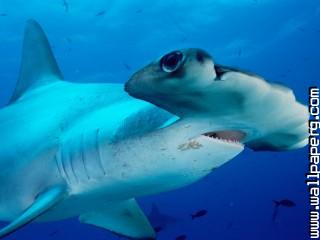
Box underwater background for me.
[0,0,319,239]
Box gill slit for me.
[95,128,106,175]
[81,133,91,180]
[55,154,66,181]
[60,150,71,184]
[69,150,79,183]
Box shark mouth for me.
[202,130,246,145]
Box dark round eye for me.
[160,51,184,73]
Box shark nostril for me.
[196,51,205,63]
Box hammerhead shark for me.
[0,20,308,239]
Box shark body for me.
[0,21,243,239]
[0,20,308,239]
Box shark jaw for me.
[202,130,246,146]
[125,48,309,151]
[100,119,246,197]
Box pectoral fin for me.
[0,186,66,238]
[79,199,156,239]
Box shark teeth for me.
[206,136,243,146]
[202,130,245,146]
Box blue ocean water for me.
[0,0,319,239]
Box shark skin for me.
[0,20,245,239]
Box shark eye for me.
[160,51,184,73]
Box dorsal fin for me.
[10,19,63,103]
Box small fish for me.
[154,226,163,233]
[123,63,131,70]
[62,0,69,13]
[136,9,143,14]
[191,209,207,220]
[0,13,7,17]
[280,73,287,78]
[96,10,106,17]
[238,48,242,57]
[274,199,296,207]
[66,37,72,43]
[49,230,59,237]
[272,199,296,222]
[180,36,187,43]
[176,234,187,240]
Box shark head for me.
[125,48,309,151]
[125,49,216,109]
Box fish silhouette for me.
[62,0,69,13]
[96,10,106,16]
[191,209,208,220]
[176,234,187,240]
[272,199,296,222]
[123,63,131,70]
[49,230,59,237]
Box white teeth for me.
[204,135,242,145]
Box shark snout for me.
[124,73,143,98]
[124,80,131,93]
